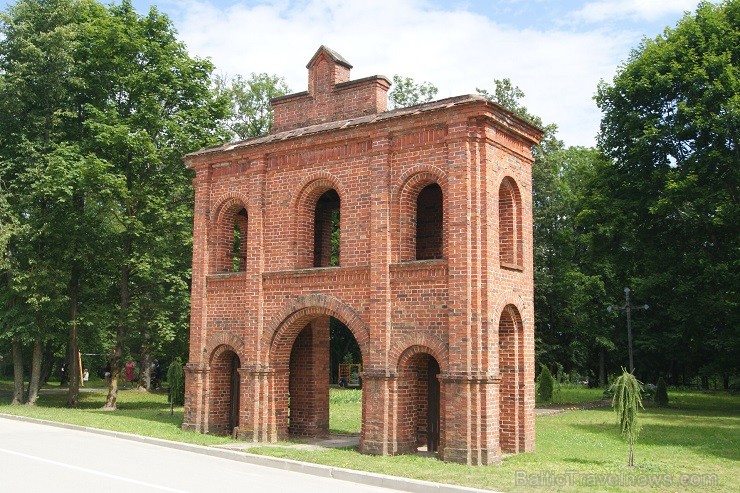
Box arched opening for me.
[499,305,525,452]
[397,351,442,455]
[212,202,248,273]
[415,184,443,260]
[209,348,241,436]
[499,177,522,268]
[313,189,340,267]
[279,315,362,438]
[231,208,248,272]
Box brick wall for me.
[183,47,542,464]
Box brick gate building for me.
[182,46,542,465]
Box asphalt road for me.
[0,417,403,493]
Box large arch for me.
[264,294,370,439]
[264,293,370,357]
[392,165,449,263]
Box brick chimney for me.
[271,46,391,133]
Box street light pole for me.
[608,287,648,373]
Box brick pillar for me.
[361,133,393,454]
[359,370,397,455]
[288,317,330,437]
[236,365,272,442]
[184,165,211,430]
[183,363,207,432]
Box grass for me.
[329,387,361,434]
[1,380,737,492]
[0,379,232,447]
[552,384,605,405]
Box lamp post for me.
[608,287,649,373]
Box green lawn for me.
[1,381,737,492]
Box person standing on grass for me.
[152,359,161,390]
[124,360,136,388]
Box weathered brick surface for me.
[183,46,542,464]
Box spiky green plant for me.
[167,357,185,415]
[611,368,643,466]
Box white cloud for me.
[572,0,698,23]
[169,0,646,146]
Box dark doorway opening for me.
[426,357,441,453]
[314,190,340,267]
[228,353,241,434]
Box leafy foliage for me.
[595,0,739,386]
[388,75,438,109]
[216,72,290,140]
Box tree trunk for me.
[26,337,43,405]
[40,342,54,385]
[628,436,634,467]
[66,259,81,407]
[11,338,24,405]
[104,244,130,410]
[139,331,151,391]
[598,347,606,387]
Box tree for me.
[77,1,228,409]
[0,0,228,410]
[388,74,438,109]
[595,0,739,385]
[655,377,669,407]
[0,0,113,407]
[611,368,643,466]
[537,364,555,402]
[216,72,289,140]
[479,80,603,379]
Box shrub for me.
[167,357,185,407]
[655,377,669,407]
[538,364,555,403]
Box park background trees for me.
[0,0,737,402]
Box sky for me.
[1,0,710,146]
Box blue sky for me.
[0,0,708,146]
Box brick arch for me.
[264,293,370,365]
[392,165,449,263]
[498,176,523,269]
[490,292,530,328]
[290,172,346,268]
[391,334,449,373]
[394,339,447,455]
[203,331,245,365]
[209,193,251,274]
[498,303,525,453]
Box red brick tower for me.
[182,46,542,464]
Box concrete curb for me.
[0,413,498,493]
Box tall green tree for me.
[0,0,113,406]
[595,0,739,385]
[77,1,228,409]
